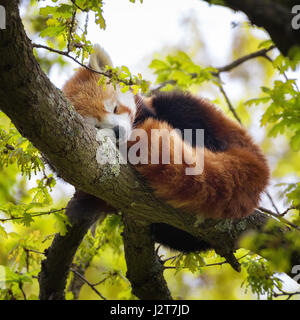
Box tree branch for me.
[215,46,275,74]
[216,75,242,123]
[32,43,108,75]
[1,0,299,300]
[32,43,136,86]
[0,208,66,222]
[122,214,172,300]
[38,192,108,300]
[70,268,106,300]
[150,46,275,110]
[273,289,300,300]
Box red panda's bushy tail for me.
[133,115,270,219]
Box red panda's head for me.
[62,45,136,142]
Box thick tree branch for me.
[38,192,107,300]
[122,215,172,300]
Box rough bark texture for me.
[122,215,172,300]
[39,211,101,300]
[0,0,299,300]
[38,191,108,300]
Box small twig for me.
[155,244,163,257]
[151,47,276,124]
[216,76,242,123]
[24,248,45,255]
[161,254,179,265]
[204,253,249,268]
[150,80,177,95]
[215,46,276,74]
[0,208,66,222]
[273,289,300,300]
[71,0,88,12]
[70,268,106,300]
[151,47,275,96]
[258,207,300,231]
[24,249,29,273]
[265,54,300,93]
[67,9,77,53]
[164,252,249,270]
[279,206,297,217]
[18,282,27,300]
[265,191,280,214]
[92,276,110,287]
[32,43,135,86]
[32,43,105,74]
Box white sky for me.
[48,0,250,88]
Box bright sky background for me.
[48,0,251,87]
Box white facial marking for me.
[85,88,136,143]
[104,97,117,113]
[103,113,132,141]
[116,88,136,116]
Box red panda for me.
[62,45,270,252]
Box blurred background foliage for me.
[0,0,300,300]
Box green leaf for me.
[290,130,300,151]
[261,86,272,94]
[258,40,274,49]
[39,6,56,17]
[21,212,34,227]
[176,50,192,63]
[0,225,8,239]
[131,85,140,95]
[268,122,285,137]
[244,97,271,107]
[40,25,65,38]
[53,211,70,236]
[149,59,169,71]
[121,65,131,76]
[1,266,32,285]
[40,4,73,19]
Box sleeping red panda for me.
[62,45,270,252]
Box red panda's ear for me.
[88,44,113,72]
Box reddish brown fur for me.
[63,67,270,220]
[132,104,270,219]
[63,68,132,121]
